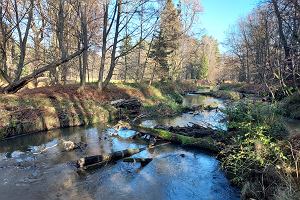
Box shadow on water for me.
[0,94,240,200]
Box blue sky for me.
[199,0,260,52]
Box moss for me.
[134,125,220,153]
[0,95,116,139]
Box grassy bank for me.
[207,90,242,101]
[219,82,269,96]
[0,81,196,139]
[220,100,300,199]
[119,81,194,117]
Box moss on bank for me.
[219,82,269,96]
[0,81,196,139]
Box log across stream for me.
[0,94,240,200]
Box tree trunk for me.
[77,147,147,169]
[80,3,88,87]
[133,125,220,153]
[102,0,122,89]
[136,4,144,82]
[98,1,109,90]
[78,34,83,85]
[271,0,290,59]
[57,0,68,85]
[14,0,34,81]
[2,49,84,94]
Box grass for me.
[118,81,194,117]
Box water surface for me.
[0,95,239,200]
[142,94,227,130]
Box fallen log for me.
[111,98,142,110]
[154,123,216,138]
[77,147,146,169]
[182,105,219,113]
[123,158,153,166]
[2,49,85,94]
[111,98,142,118]
[133,125,220,153]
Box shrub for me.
[220,101,293,199]
[280,93,300,119]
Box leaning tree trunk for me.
[1,49,84,94]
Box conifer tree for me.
[151,0,182,80]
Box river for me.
[0,94,240,200]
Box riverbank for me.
[0,81,197,140]
[136,88,300,200]
[220,99,300,200]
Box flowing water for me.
[141,94,227,130]
[0,95,240,200]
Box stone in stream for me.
[60,139,87,152]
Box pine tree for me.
[150,31,169,78]
[119,36,133,81]
[198,55,209,79]
[151,0,182,80]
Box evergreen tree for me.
[198,54,209,79]
[119,36,133,81]
[150,31,169,78]
[151,0,182,80]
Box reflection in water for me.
[142,95,227,130]
[0,95,240,200]
[183,94,225,108]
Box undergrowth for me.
[280,93,300,120]
[221,101,299,200]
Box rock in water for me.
[62,140,76,151]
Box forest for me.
[0,0,299,200]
